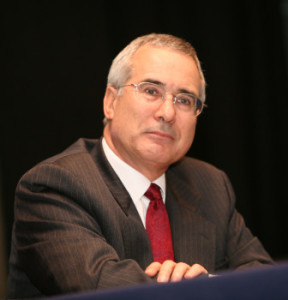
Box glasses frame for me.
[120,81,205,116]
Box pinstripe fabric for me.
[7,138,273,298]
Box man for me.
[7,33,273,298]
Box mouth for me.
[145,130,175,141]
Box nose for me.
[154,94,176,123]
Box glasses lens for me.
[195,98,203,115]
[137,83,163,101]
[175,94,195,110]
[175,94,203,115]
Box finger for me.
[184,263,208,279]
[170,262,191,282]
[145,262,162,277]
[157,260,176,283]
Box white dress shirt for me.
[102,138,166,227]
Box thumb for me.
[145,262,161,277]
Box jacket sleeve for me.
[12,162,153,296]
[221,171,273,269]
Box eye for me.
[144,87,159,96]
[176,95,193,106]
[139,83,162,98]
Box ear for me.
[103,86,118,121]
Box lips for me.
[146,130,175,141]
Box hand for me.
[145,260,208,283]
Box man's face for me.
[104,45,203,179]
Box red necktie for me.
[145,183,174,263]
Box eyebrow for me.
[142,78,198,97]
[142,78,164,86]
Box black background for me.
[2,0,288,275]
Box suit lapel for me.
[92,139,133,214]
[166,170,216,271]
[91,139,153,267]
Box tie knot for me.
[145,183,162,203]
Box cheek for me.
[116,97,149,121]
[179,119,197,145]
[113,103,152,136]
[126,105,155,129]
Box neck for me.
[103,128,167,181]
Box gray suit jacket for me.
[7,138,272,298]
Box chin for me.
[147,151,179,165]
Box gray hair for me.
[107,33,206,101]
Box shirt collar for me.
[102,138,166,201]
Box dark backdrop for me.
[2,0,288,278]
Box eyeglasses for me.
[120,81,205,116]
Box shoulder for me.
[167,156,234,200]
[17,138,103,187]
[167,156,225,181]
[41,138,101,165]
[166,156,236,216]
[33,137,101,170]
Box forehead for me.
[130,45,202,92]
